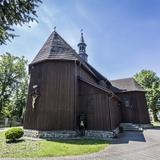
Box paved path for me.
[1,129,160,160]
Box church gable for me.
[31,31,78,64]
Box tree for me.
[134,70,160,121]
[0,0,42,45]
[13,75,28,120]
[0,53,28,123]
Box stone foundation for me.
[24,128,120,140]
[85,130,116,140]
[24,130,78,139]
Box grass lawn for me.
[0,131,109,158]
[152,121,160,127]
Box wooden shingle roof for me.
[31,31,78,64]
[111,78,145,93]
[30,31,110,83]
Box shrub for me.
[5,127,24,142]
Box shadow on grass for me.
[6,139,25,144]
[46,139,108,145]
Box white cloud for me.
[14,20,38,31]
[38,3,60,32]
[37,3,81,50]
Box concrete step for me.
[122,127,143,131]
[120,123,143,132]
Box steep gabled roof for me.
[30,31,95,75]
[31,31,78,64]
[110,78,145,93]
[30,31,110,84]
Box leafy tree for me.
[0,0,42,45]
[2,103,15,127]
[134,70,160,121]
[13,75,28,120]
[0,53,28,123]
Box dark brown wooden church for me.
[24,30,150,136]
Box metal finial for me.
[81,29,83,35]
[54,26,56,31]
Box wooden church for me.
[24,30,150,137]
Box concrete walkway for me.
[1,128,160,160]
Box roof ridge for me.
[111,77,133,81]
[52,31,76,53]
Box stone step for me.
[120,123,143,132]
[122,127,143,131]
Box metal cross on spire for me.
[80,29,83,35]
[54,26,56,32]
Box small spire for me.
[77,29,88,62]
[80,29,85,43]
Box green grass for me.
[152,121,160,127]
[0,132,109,158]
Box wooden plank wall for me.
[117,92,150,124]
[118,92,137,123]
[78,81,112,130]
[78,65,97,83]
[109,97,121,129]
[24,60,123,131]
[79,80,121,130]
[24,61,76,130]
[135,92,150,124]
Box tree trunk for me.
[152,107,159,122]
[4,117,8,127]
[9,118,12,127]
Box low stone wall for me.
[24,128,120,140]
[85,130,114,140]
[24,130,78,139]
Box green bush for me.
[5,127,24,141]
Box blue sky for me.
[1,0,160,80]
